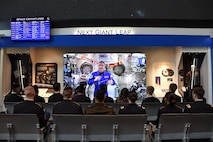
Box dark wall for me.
[1,0,213,29]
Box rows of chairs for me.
[4,102,191,122]
[0,113,212,142]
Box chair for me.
[115,114,148,142]
[0,114,10,141]
[52,114,84,142]
[142,102,161,122]
[84,115,116,141]
[4,102,16,114]
[79,103,92,113]
[155,113,191,142]
[0,113,45,142]
[188,113,213,141]
[42,103,55,115]
[107,103,128,114]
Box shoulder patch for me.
[73,101,80,106]
[141,106,145,110]
[160,106,166,110]
[186,104,191,108]
[107,105,113,108]
[120,106,125,109]
[35,102,42,108]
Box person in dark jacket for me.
[4,84,24,102]
[184,86,213,113]
[142,86,160,105]
[48,82,63,103]
[162,83,182,103]
[73,84,91,103]
[14,86,47,128]
[53,86,83,114]
[156,92,182,126]
[119,91,146,114]
[85,89,115,115]
[33,85,45,103]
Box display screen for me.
[11,17,50,41]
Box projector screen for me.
[64,53,146,100]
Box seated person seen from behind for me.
[162,83,181,103]
[119,91,146,114]
[116,88,129,103]
[53,86,83,114]
[184,86,213,113]
[98,84,114,103]
[48,82,63,103]
[156,92,182,126]
[85,89,115,115]
[33,85,45,103]
[73,84,91,103]
[14,86,47,128]
[4,84,24,102]
[142,86,160,105]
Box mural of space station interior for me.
[64,53,146,100]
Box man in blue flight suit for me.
[88,61,115,96]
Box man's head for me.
[95,89,106,103]
[53,82,61,92]
[164,92,176,105]
[98,61,105,73]
[12,84,21,94]
[169,83,177,93]
[192,86,205,100]
[24,86,36,99]
[76,85,85,95]
[146,86,154,96]
[127,91,138,103]
[63,86,73,99]
[33,85,39,95]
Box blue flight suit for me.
[88,71,115,96]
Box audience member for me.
[48,82,63,103]
[73,84,91,103]
[53,86,83,114]
[116,88,129,103]
[85,89,115,115]
[14,86,47,128]
[4,84,24,102]
[156,92,182,126]
[184,86,213,113]
[142,86,160,105]
[119,91,146,114]
[162,83,181,103]
[33,85,45,103]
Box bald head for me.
[24,86,36,99]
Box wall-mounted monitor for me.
[11,17,50,41]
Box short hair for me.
[24,86,35,97]
[63,86,73,98]
[165,92,176,104]
[33,85,39,95]
[119,88,129,100]
[100,84,107,94]
[53,82,60,91]
[146,86,154,95]
[193,86,205,99]
[12,84,20,90]
[128,91,138,102]
[169,83,177,93]
[76,85,85,93]
[95,89,105,102]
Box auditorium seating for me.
[52,114,148,142]
[4,102,15,114]
[155,113,191,142]
[0,114,45,142]
[188,113,213,141]
[142,102,162,122]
